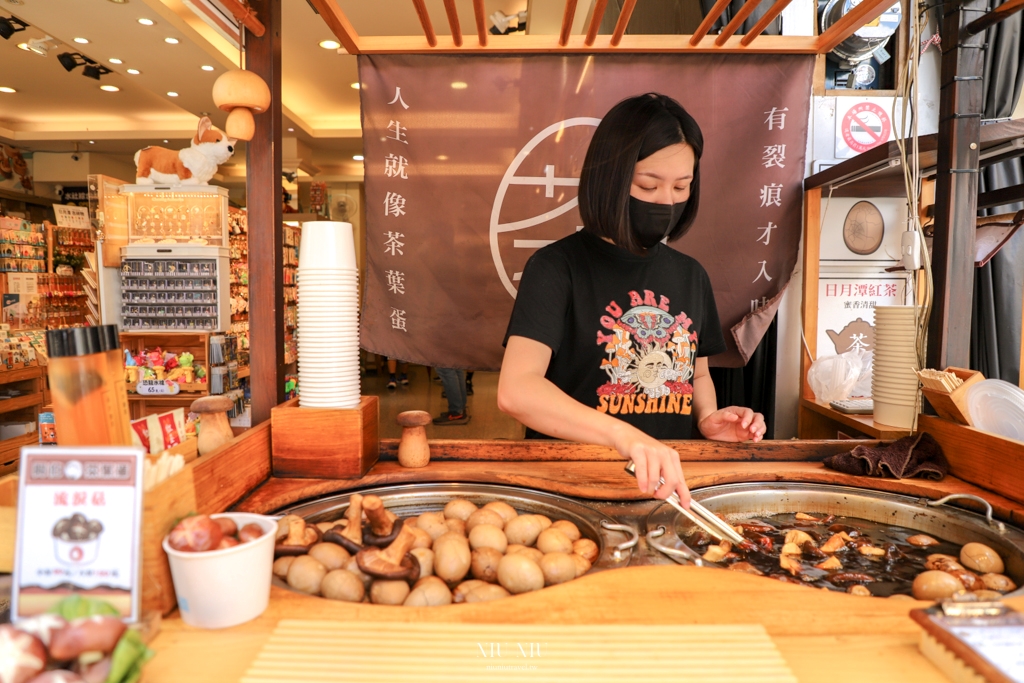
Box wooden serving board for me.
[242,620,798,683]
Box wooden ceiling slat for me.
[690,0,732,46]
[443,0,463,47]
[816,0,895,53]
[306,0,361,54]
[965,0,1024,35]
[220,0,266,37]
[610,0,639,46]
[740,0,794,46]
[560,0,580,46]
[715,0,766,46]
[585,0,610,46]
[473,0,488,46]
[411,0,438,47]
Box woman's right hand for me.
[612,426,690,507]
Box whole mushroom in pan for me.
[356,523,420,581]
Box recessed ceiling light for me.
[287,127,294,132]
[0,87,16,94]
[451,82,468,89]
[73,37,89,44]
[201,65,214,71]
[137,18,154,25]
[17,43,28,50]
[319,40,341,49]
[100,85,119,92]
[108,0,130,4]
[165,37,179,44]
[167,91,178,97]
[350,82,360,89]
[127,68,140,74]
[163,139,169,143]
[109,58,123,64]
[88,140,95,144]
[436,154,448,160]
[353,155,364,161]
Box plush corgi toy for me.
[134,116,235,185]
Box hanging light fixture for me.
[0,15,28,40]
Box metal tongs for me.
[624,462,745,545]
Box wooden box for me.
[920,367,984,426]
[270,396,379,479]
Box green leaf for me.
[47,594,121,620]
[105,629,154,683]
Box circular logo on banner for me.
[490,117,601,298]
[842,102,892,154]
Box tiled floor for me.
[362,363,526,441]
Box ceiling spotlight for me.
[126,68,140,74]
[0,87,16,93]
[353,155,364,161]
[167,91,178,97]
[100,85,119,92]
[350,82,360,89]
[83,63,112,80]
[436,154,448,160]
[107,0,130,4]
[201,65,214,71]
[19,36,53,55]
[287,127,295,132]
[451,81,467,90]
[165,37,179,44]
[88,140,95,144]
[137,18,154,25]
[59,52,113,79]
[0,15,28,40]
[318,39,340,49]
[109,58,123,64]
[163,139,169,143]
[73,37,89,44]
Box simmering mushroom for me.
[356,524,420,581]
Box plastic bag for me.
[808,350,865,403]
[850,350,873,398]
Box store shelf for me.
[0,393,44,415]
[237,366,250,379]
[798,398,913,441]
[0,366,44,386]
[0,432,38,475]
[127,394,206,403]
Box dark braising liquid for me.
[683,512,962,596]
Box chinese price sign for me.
[816,276,909,356]
[13,447,145,621]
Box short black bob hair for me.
[578,93,703,254]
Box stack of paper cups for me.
[296,221,360,409]
[872,306,920,428]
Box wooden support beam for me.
[307,0,360,54]
[560,0,580,46]
[342,33,822,53]
[472,0,487,46]
[977,182,1024,210]
[716,0,765,45]
[411,0,438,47]
[585,0,609,46]
[691,0,732,46]
[800,187,822,402]
[442,0,463,47]
[740,0,794,46]
[219,0,266,37]
[816,0,896,53]
[928,0,986,371]
[246,0,285,425]
[965,0,1024,34]
[610,0,638,46]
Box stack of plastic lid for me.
[966,379,1024,442]
[871,306,920,428]
[296,221,360,409]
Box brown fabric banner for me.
[358,54,813,370]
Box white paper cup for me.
[874,400,918,428]
[299,221,356,270]
[871,387,919,402]
[162,512,276,629]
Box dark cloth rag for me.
[823,432,949,480]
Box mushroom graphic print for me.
[596,289,697,416]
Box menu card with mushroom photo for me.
[12,446,145,621]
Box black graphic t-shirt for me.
[505,230,727,440]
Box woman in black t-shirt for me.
[498,94,766,505]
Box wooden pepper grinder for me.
[397,410,431,468]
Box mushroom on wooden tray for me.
[356,523,420,581]
[397,410,432,468]
[362,495,404,546]
[275,515,321,557]
[191,395,236,456]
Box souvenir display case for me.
[228,208,249,365]
[119,244,230,332]
[0,217,47,273]
[282,222,299,365]
[122,185,229,247]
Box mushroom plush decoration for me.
[191,395,235,455]
[212,69,271,142]
[397,410,432,468]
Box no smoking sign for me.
[839,102,892,156]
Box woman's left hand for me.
[698,406,766,442]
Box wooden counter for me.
[146,565,1024,683]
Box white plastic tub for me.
[162,512,276,629]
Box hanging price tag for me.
[135,379,181,395]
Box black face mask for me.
[629,196,687,249]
